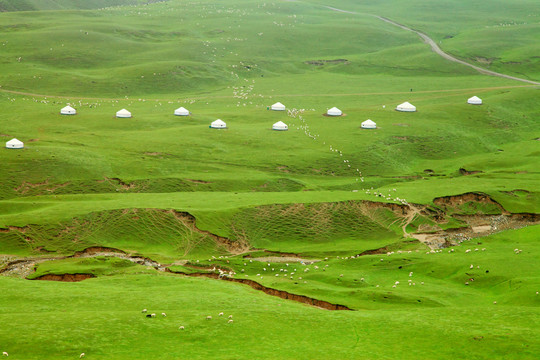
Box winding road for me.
[324,6,540,85]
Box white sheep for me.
[228,319,233,323]
[228,315,233,319]
[80,353,85,358]
[142,309,147,313]
[219,312,224,316]
[179,326,185,330]
[151,313,156,318]
[206,316,212,320]
[161,313,167,317]
[2,352,8,357]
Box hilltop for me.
[0,1,539,359]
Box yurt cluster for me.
[5,96,483,149]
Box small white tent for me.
[6,138,23,149]
[327,107,342,116]
[361,119,377,129]
[467,96,482,105]
[396,102,416,112]
[116,109,132,118]
[174,107,190,116]
[272,121,288,131]
[210,119,227,129]
[271,102,286,111]
[60,105,76,115]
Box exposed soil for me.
[32,273,95,282]
[305,59,349,66]
[412,212,540,248]
[0,246,164,278]
[433,192,509,215]
[459,168,483,176]
[105,177,136,191]
[170,270,352,311]
[185,179,212,184]
[71,246,126,257]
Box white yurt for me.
[467,96,482,105]
[272,121,288,131]
[361,119,377,129]
[396,102,416,112]
[210,119,227,129]
[327,107,342,116]
[60,105,76,115]
[116,109,132,118]
[6,138,24,149]
[271,102,286,111]
[174,107,189,116]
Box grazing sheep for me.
[228,319,234,323]
[142,309,147,313]
[151,313,156,318]
[228,315,233,319]
[2,352,8,357]
[80,353,85,358]
[162,313,167,317]
[219,312,224,316]
[206,316,212,320]
[179,326,185,330]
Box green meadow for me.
[0,0,539,359]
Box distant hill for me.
[0,0,166,11]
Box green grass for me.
[1,225,540,359]
[0,0,539,359]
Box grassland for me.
[0,0,539,359]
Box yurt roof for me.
[398,102,415,108]
[328,107,341,113]
[175,106,189,112]
[273,121,287,127]
[116,108,131,115]
[272,102,284,107]
[6,138,23,146]
[468,96,482,102]
[211,119,226,126]
[61,105,76,112]
[362,119,376,126]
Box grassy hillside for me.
[0,0,163,11]
[304,0,540,79]
[0,1,539,359]
[1,225,539,359]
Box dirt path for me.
[324,6,540,85]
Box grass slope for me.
[0,1,538,358]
